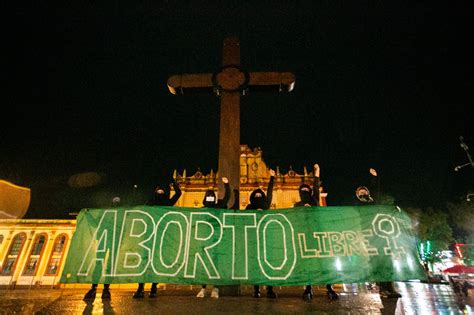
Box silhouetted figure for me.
[196,177,231,299]
[133,180,182,299]
[294,164,339,301]
[83,197,122,301]
[246,169,277,299]
[83,283,110,301]
[149,180,182,206]
[355,184,401,299]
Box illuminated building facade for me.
[0,219,75,288]
[173,145,327,208]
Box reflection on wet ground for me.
[0,282,472,314]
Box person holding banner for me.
[83,283,111,301]
[148,180,182,207]
[133,180,182,299]
[355,183,402,299]
[196,177,231,299]
[294,164,339,301]
[83,196,123,301]
[246,169,278,299]
[201,177,230,209]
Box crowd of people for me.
[83,164,402,302]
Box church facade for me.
[173,145,327,209]
[0,145,326,288]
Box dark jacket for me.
[202,182,231,209]
[293,176,321,207]
[246,176,274,210]
[356,174,379,205]
[149,181,182,206]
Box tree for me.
[447,201,474,265]
[405,207,453,270]
[418,207,453,252]
[447,201,474,243]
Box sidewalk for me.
[3,282,472,314]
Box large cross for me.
[167,37,295,208]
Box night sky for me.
[3,2,473,218]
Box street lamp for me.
[466,193,474,202]
[454,136,474,172]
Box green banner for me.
[60,205,427,285]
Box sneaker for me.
[211,288,219,299]
[133,289,145,299]
[149,287,158,298]
[253,290,261,298]
[327,289,339,300]
[101,288,111,300]
[196,288,206,298]
[83,288,97,301]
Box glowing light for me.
[455,244,464,259]
[0,179,31,219]
[334,258,342,271]
[369,168,378,176]
[393,259,401,273]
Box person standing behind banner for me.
[83,197,122,301]
[148,180,182,207]
[293,164,339,301]
[196,177,231,299]
[246,169,278,299]
[354,185,402,299]
[133,180,182,299]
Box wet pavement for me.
[0,282,472,314]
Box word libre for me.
[61,206,426,286]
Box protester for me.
[83,197,122,301]
[148,180,182,206]
[294,164,339,301]
[83,283,111,301]
[246,169,277,299]
[354,184,402,299]
[133,180,182,298]
[196,177,231,299]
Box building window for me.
[45,234,68,276]
[1,233,26,275]
[23,234,47,276]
